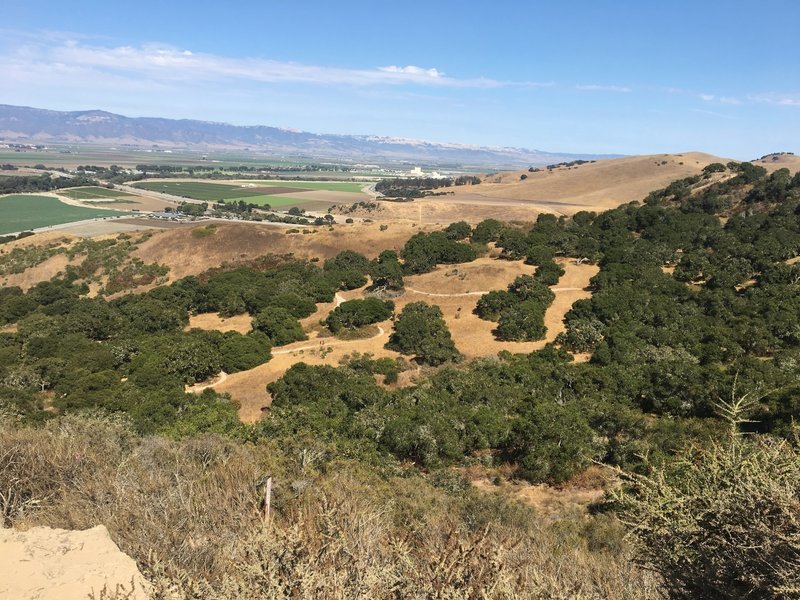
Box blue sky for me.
[1,0,798,158]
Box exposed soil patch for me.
[471,475,605,520]
[2,253,74,291]
[186,313,252,334]
[0,525,148,600]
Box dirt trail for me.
[186,371,228,393]
[405,287,488,297]
[273,326,385,355]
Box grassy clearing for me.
[0,195,127,235]
[243,180,366,193]
[132,181,268,202]
[59,186,135,200]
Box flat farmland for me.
[59,186,136,200]
[236,180,366,193]
[132,180,365,210]
[131,181,269,202]
[0,195,127,234]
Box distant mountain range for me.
[0,104,618,168]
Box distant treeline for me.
[0,173,98,194]
[528,159,596,173]
[375,175,481,198]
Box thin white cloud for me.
[1,40,543,89]
[576,84,632,93]
[749,93,800,106]
[701,93,741,105]
[379,65,443,78]
[690,108,737,120]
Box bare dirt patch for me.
[2,253,74,291]
[0,525,149,600]
[187,313,252,334]
[55,192,170,213]
[42,219,170,238]
[471,470,606,520]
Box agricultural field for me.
[131,181,269,201]
[237,180,366,193]
[132,180,368,211]
[59,186,136,200]
[0,195,127,235]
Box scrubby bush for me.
[613,400,800,598]
[475,290,516,321]
[495,300,547,341]
[369,250,404,292]
[386,302,460,365]
[252,307,306,346]
[533,259,565,286]
[324,297,394,333]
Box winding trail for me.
[272,326,386,355]
[404,286,586,297]
[186,370,228,393]
[405,287,488,297]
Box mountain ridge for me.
[0,104,619,168]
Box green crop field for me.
[131,181,269,202]
[0,195,127,235]
[244,180,366,193]
[60,186,135,200]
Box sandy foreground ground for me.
[0,525,148,599]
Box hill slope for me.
[446,152,730,214]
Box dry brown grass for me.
[133,221,431,283]
[2,253,74,291]
[468,465,612,521]
[447,152,727,216]
[186,313,252,334]
[752,153,800,173]
[1,415,661,599]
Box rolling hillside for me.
[448,152,731,214]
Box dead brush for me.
[1,414,660,599]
